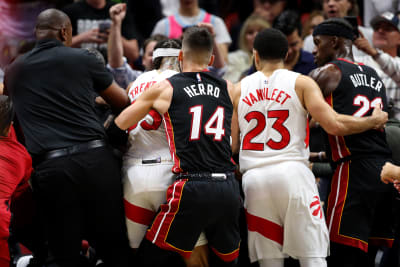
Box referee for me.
[5,9,134,267]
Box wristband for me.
[318,151,324,161]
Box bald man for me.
[5,9,134,267]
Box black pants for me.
[31,146,134,267]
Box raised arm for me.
[115,79,173,130]
[298,75,387,136]
[108,3,125,68]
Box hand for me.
[353,31,378,57]
[197,22,216,38]
[79,28,108,44]
[371,103,388,130]
[109,3,126,24]
[381,162,400,184]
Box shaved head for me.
[35,9,72,45]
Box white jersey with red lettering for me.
[238,70,329,261]
[125,69,177,161]
[238,69,309,173]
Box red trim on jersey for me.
[325,93,351,161]
[326,162,368,252]
[369,237,394,248]
[210,245,240,262]
[124,199,156,226]
[163,112,183,173]
[304,119,310,148]
[145,180,190,257]
[337,58,364,66]
[245,209,283,246]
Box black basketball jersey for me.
[326,58,391,162]
[165,71,236,173]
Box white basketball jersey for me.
[238,70,309,172]
[124,69,178,160]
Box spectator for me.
[0,95,32,267]
[151,0,231,64]
[224,15,270,83]
[273,10,317,74]
[301,9,324,39]
[252,0,287,25]
[363,0,400,28]
[4,9,134,266]
[354,11,400,121]
[63,0,140,64]
[303,0,373,60]
[107,3,166,88]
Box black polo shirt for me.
[5,39,113,155]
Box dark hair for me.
[144,34,168,53]
[152,38,182,69]
[273,10,302,36]
[253,28,288,60]
[0,95,14,137]
[182,26,213,54]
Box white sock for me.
[299,257,327,267]
[259,258,284,267]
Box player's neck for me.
[258,61,285,76]
[179,6,200,17]
[182,62,208,72]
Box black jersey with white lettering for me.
[165,71,236,173]
[326,58,391,162]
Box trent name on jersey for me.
[242,87,292,107]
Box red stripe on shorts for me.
[124,199,156,226]
[245,209,283,246]
[145,180,189,255]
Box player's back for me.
[238,70,309,172]
[124,69,177,161]
[165,71,236,173]
[326,59,391,162]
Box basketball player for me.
[111,26,241,266]
[310,18,394,266]
[122,38,181,249]
[229,28,388,267]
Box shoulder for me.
[300,50,315,63]
[309,64,341,96]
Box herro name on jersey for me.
[183,83,220,98]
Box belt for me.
[33,139,107,166]
[125,157,173,165]
[176,172,235,181]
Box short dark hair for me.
[152,38,182,69]
[0,95,14,137]
[273,10,302,36]
[253,28,288,60]
[182,26,213,55]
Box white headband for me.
[152,48,180,61]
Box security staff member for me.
[5,9,134,267]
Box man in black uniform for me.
[310,18,395,267]
[5,9,134,267]
[113,26,241,266]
